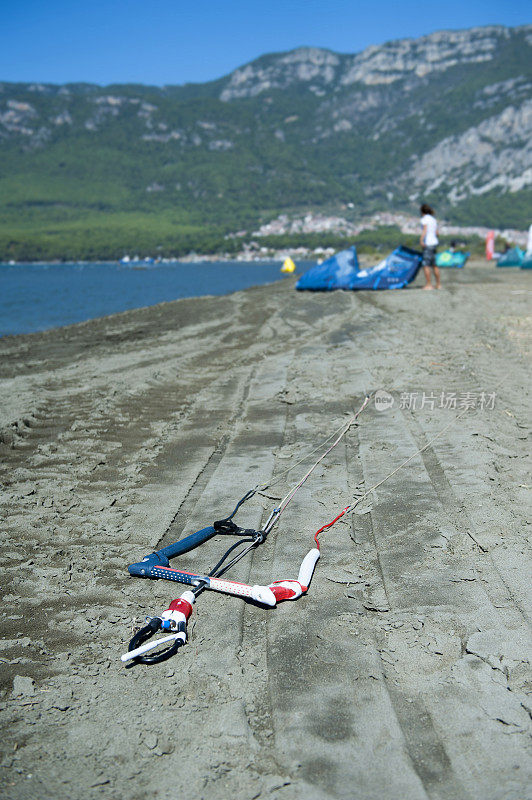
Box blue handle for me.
[158,526,216,559]
[128,526,217,578]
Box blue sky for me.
[2,0,530,86]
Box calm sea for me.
[0,260,308,337]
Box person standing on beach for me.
[419,203,440,290]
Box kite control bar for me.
[129,546,320,603]
[137,563,279,605]
[122,549,320,663]
[122,396,372,664]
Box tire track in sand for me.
[251,348,431,799]
[152,362,257,550]
[401,406,531,627]
[353,395,530,799]
[346,420,471,800]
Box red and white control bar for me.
[121,549,320,662]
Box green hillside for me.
[0,25,530,260]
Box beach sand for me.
[0,260,530,800]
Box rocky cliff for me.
[0,24,530,257]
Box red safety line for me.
[313,506,351,549]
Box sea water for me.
[0,260,309,337]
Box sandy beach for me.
[0,260,530,800]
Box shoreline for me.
[1,260,303,339]
[0,257,524,340]
[0,256,289,266]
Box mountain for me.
[0,24,531,259]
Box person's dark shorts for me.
[422,246,437,267]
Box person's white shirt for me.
[527,223,532,255]
[421,214,438,247]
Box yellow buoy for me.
[281,257,296,273]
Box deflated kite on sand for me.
[296,245,422,291]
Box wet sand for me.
[0,261,531,800]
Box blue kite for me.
[296,245,422,291]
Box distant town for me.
[212,211,528,263]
